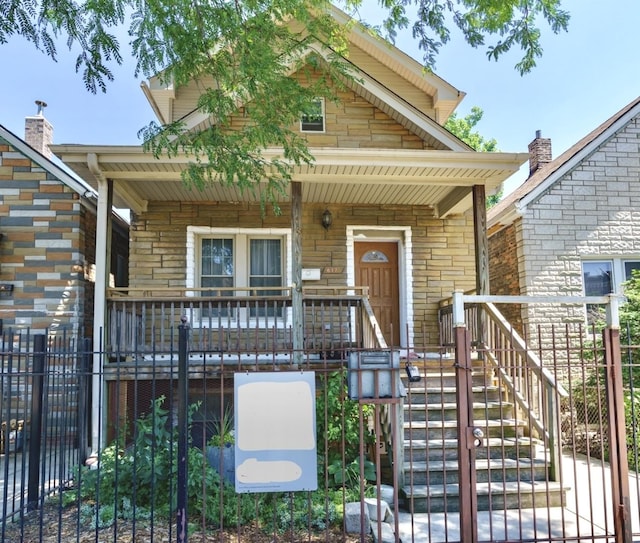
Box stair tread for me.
[403,457,548,471]
[404,401,512,410]
[409,385,502,393]
[403,437,542,449]
[402,480,566,498]
[404,418,527,429]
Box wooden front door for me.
[355,241,400,346]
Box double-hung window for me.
[582,258,640,320]
[187,227,290,321]
[300,98,325,133]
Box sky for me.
[0,0,639,196]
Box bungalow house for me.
[51,6,546,512]
[52,6,526,354]
[0,104,129,339]
[487,96,640,345]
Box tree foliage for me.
[445,105,502,207]
[1,0,569,207]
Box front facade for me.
[15,11,640,542]
[488,97,640,343]
[54,8,526,355]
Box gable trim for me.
[515,99,640,217]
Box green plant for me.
[69,396,228,525]
[316,371,374,465]
[208,403,235,447]
[327,457,376,488]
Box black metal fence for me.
[2,321,640,543]
[0,329,87,537]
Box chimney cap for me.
[535,129,542,139]
[35,100,47,115]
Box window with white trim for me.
[582,258,640,320]
[300,99,325,132]
[191,229,289,319]
[198,234,284,317]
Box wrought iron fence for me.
[1,319,640,543]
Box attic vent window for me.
[300,99,325,132]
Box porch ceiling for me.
[52,145,527,217]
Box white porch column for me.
[89,154,113,455]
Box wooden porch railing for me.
[106,286,385,361]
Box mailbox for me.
[348,350,401,400]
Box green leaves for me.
[2,0,569,208]
[347,0,570,75]
[445,105,502,207]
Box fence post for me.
[27,334,46,511]
[176,316,189,543]
[545,382,561,482]
[453,292,478,543]
[77,338,92,465]
[603,325,632,543]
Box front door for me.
[354,241,400,346]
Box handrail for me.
[108,286,371,299]
[482,302,568,398]
[360,297,387,349]
[438,294,583,483]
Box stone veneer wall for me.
[0,137,89,334]
[129,202,477,346]
[227,69,431,151]
[514,115,640,347]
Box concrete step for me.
[404,385,504,404]
[403,437,542,462]
[402,480,567,513]
[402,457,549,485]
[403,418,527,441]
[403,401,514,422]
[404,370,494,389]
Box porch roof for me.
[52,145,527,217]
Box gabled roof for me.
[52,6,527,216]
[141,4,465,131]
[0,122,94,197]
[488,95,640,233]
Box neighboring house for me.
[0,104,129,340]
[487,96,640,344]
[52,6,526,447]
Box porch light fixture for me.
[322,209,333,230]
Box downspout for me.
[87,153,113,457]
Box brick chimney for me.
[24,100,53,159]
[527,130,552,176]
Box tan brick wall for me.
[129,201,476,345]
[227,67,431,151]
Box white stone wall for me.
[518,115,640,341]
